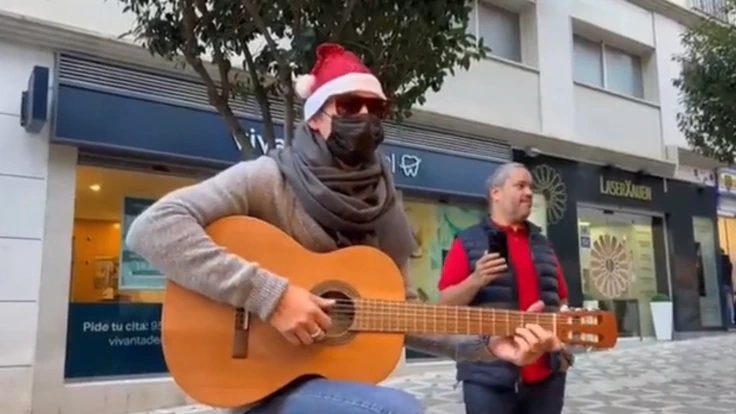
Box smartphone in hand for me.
[487,231,509,261]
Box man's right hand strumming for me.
[268,285,335,346]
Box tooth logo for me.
[399,155,422,178]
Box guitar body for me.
[162,216,406,408]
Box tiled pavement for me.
[138,334,736,414]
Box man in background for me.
[720,248,734,324]
[438,162,570,414]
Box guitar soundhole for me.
[311,281,359,346]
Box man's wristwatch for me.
[559,348,575,372]
[550,348,575,373]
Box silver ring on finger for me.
[310,328,323,339]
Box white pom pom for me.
[294,74,316,99]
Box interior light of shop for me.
[578,221,590,226]
[89,184,101,192]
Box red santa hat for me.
[295,43,386,120]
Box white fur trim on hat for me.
[303,72,386,120]
[294,74,316,99]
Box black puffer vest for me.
[455,217,561,389]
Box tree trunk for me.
[283,67,295,147]
[241,42,276,154]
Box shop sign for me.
[55,85,499,199]
[234,127,422,179]
[717,168,736,196]
[20,65,49,134]
[64,303,167,378]
[599,177,652,201]
[231,127,285,155]
[384,153,422,178]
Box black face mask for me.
[326,113,385,167]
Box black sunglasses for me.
[333,94,391,119]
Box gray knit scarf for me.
[269,122,415,267]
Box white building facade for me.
[0,0,729,413]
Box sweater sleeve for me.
[402,262,497,362]
[124,159,289,322]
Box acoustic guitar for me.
[161,216,618,408]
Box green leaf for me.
[673,0,736,164]
[119,0,490,152]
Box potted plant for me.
[582,293,599,310]
[650,293,673,341]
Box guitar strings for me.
[323,298,566,323]
[321,300,603,337]
[327,306,561,322]
[328,313,563,328]
[328,297,588,315]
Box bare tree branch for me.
[241,40,277,151]
[335,0,358,38]
[284,1,304,145]
[240,0,288,68]
[193,0,215,30]
[290,0,303,40]
[240,0,295,143]
[282,66,295,146]
[180,0,250,157]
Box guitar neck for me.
[350,299,558,337]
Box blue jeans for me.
[246,377,424,413]
[462,373,566,414]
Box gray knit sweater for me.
[126,156,496,407]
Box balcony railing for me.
[691,0,730,21]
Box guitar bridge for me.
[232,307,249,359]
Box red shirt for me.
[438,223,568,384]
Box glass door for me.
[718,216,736,325]
[577,207,659,338]
[693,217,723,327]
[401,194,486,360]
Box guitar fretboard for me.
[347,299,557,337]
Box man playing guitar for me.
[126,43,563,413]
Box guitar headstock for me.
[557,308,618,350]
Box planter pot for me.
[583,300,599,310]
[650,301,673,341]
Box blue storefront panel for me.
[55,84,501,199]
[65,303,167,378]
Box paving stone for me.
[134,334,736,414]
[383,334,736,414]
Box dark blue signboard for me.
[64,303,167,378]
[55,85,501,199]
[20,65,49,134]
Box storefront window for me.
[718,215,736,288]
[718,215,736,324]
[693,217,722,327]
[402,197,485,304]
[400,192,546,305]
[577,206,659,338]
[65,165,198,379]
[530,192,548,235]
